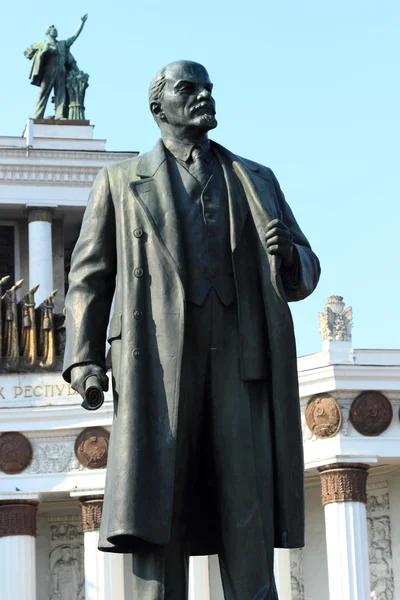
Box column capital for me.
[79,495,103,533]
[27,207,54,223]
[318,462,369,506]
[0,500,39,537]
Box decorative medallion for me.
[350,391,393,436]
[305,394,342,439]
[74,427,110,469]
[0,432,33,474]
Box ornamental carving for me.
[290,548,305,600]
[305,394,342,439]
[48,516,84,600]
[318,295,353,341]
[367,488,394,600]
[318,463,369,505]
[0,432,33,474]
[50,524,80,542]
[80,496,103,533]
[26,437,84,474]
[350,391,393,436]
[74,427,110,469]
[0,501,38,537]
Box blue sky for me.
[0,0,399,356]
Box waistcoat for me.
[167,153,235,306]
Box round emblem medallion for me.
[0,432,33,474]
[305,394,342,439]
[75,427,110,469]
[350,391,392,436]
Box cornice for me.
[0,148,138,161]
[299,363,400,397]
[0,164,102,187]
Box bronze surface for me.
[350,391,392,436]
[0,432,33,474]
[74,427,110,469]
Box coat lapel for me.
[213,142,278,251]
[213,141,285,301]
[129,140,185,285]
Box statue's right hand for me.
[70,364,109,400]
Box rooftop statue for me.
[24,15,89,121]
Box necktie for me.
[189,146,212,186]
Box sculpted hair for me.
[148,68,167,115]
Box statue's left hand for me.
[265,219,294,267]
[81,13,88,23]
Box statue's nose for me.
[197,88,212,101]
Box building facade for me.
[0,122,398,600]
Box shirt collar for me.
[162,137,211,163]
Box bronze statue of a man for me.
[24,15,88,119]
[63,60,320,599]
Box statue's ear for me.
[150,101,166,122]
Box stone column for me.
[318,463,371,600]
[189,556,211,600]
[0,499,39,600]
[27,207,54,306]
[79,495,125,600]
[274,549,292,600]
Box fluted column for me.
[0,498,39,600]
[79,495,125,600]
[189,556,211,600]
[274,549,292,600]
[27,207,53,305]
[319,463,371,600]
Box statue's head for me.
[61,548,71,561]
[149,60,217,136]
[45,25,58,38]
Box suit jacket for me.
[63,139,320,554]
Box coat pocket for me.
[107,312,122,342]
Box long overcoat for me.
[63,139,320,555]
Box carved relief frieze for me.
[25,437,85,474]
[339,405,351,436]
[48,515,85,600]
[367,487,394,600]
[290,548,305,600]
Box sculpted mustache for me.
[190,102,216,115]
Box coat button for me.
[134,268,143,278]
[133,349,141,358]
[203,195,210,201]
[205,212,211,219]
[133,310,142,320]
[134,228,143,238]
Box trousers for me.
[33,66,67,120]
[132,291,278,599]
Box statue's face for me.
[61,548,71,561]
[48,26,58,38]
[160,61,217,132]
